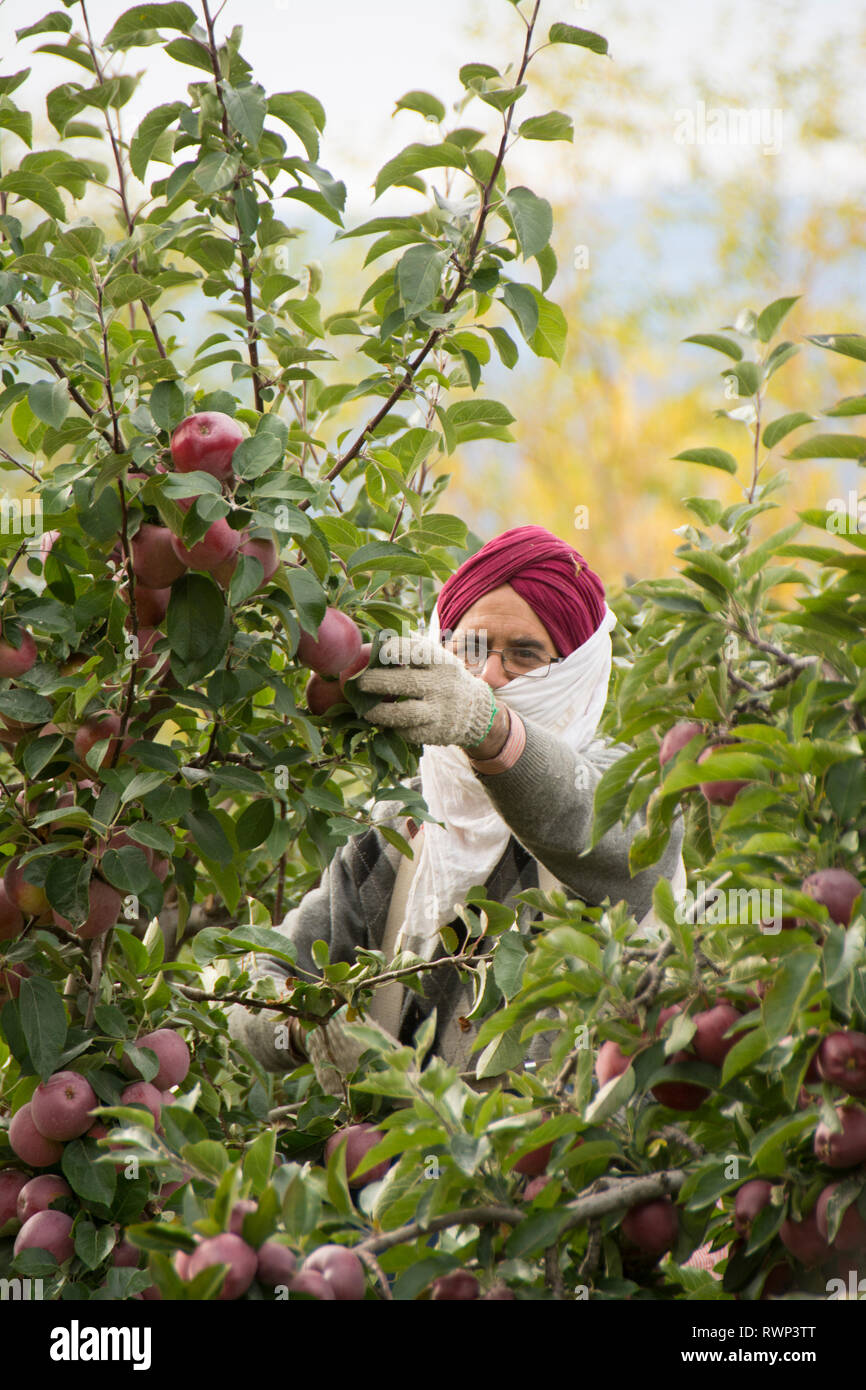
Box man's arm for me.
[470,715,684,918]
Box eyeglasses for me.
[446,637,563,680]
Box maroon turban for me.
[435,525,606,658]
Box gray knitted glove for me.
[304,1014,399,1097]
[356,633,496,748]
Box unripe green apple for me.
[8,1102,64,1167]
[13,1209,74,1264]
[31,1070,97,1141]
[17,1174,71,1224]
[187,1233,258,1300]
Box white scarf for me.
[393,602,620,959]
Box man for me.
[228,524,684,1090]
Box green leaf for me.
[62,1138,116,1205]
[373,142,466,199]
[502,282,539,340]
[231,433,282,479]
[347,541,430,576]
[194,151,240,193]
[166,573,228,664]
[105,273,161,307]
[0,99,32,148]
[101,847,155,896]
[763,952,819,1045]
[75,1220,116,1271]
[182,810,233,863]
[18,975,68,1080]
[518,111,573,142]
[805,334,866,364]
[673,447,738,475]
[243,1130,276,1195]
[0,689,53,723]
[284,565,327,636]
[475,1023,525,1079]
[683,333,743,361]
[16,12,73,40]
[721,1027,768,1083]
[585,1064,635,1124]
[479,85,526,113]
[103,3,197,47]
[528,289,567,363]
[756,295,800,342]
[825,396,866,418]
[129,102,184,180]
[395,90,445,122]
[786,433,866,461]
[484,325,519,368]
[223,82,266,146]
[502,187,553,260]
[548,23,609,54]
[0,172,65,220]
[396,243,447,316]
[44,855,91,925]
[235,800,275,851]
[149,379,185,431]
[762,413,813,449]
[267,94,320,159]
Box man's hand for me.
[355,633,496,748]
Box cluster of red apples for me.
[0,1031,190,1284]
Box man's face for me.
[446,583,558,688]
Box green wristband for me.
[468,691,498,748]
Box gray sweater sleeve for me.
[470,715,684,920]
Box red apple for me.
[213,534,280,590]
[170,518,241,573]
[595,1040,631,1087]
[73,713,132,768]
[481,1284,517,1300]
[111,1233,142,1268]
[512,1141,553,1177]
[658,721,704,769]
[305,672,345,715]
[0,1170,29,1234]
[323,1123,390,1188]
[120,1082,162,1127]
[288,1270,337,1300]
[256,1241,298,1287]
[8,1102,64,1167]
[430,1270,480,1300]
[0,629,37,678]
[779,1207,832,1267]
[31,1070,97,1141]
[522,1175,552,1202]
[170,412,243,483]
[16,1175,72,1224]
[4,856,51,920]
[0,962,31,1006]
[814,1105,866,1168]
[697,745,748,805]
[187,1233,257,1300]
[297,608,363,678]
[651,1051,709,1111]
[303,1244,366,1300]
[132,524,187,588]
[123,1029,190,1090]
[339,643,373,690]
[817,1031,866,1095]
[13,1209,74,1264]
[228,1199,258,1236]
[815,1183,866,1251]
[733,1179,773,1237]
[692,1003,744,1067]
[620,1197,679,1258]
[801,869,863,927]
[52,878,122,941]
[0,881,24,942]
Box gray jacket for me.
[227,716,684,1078]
